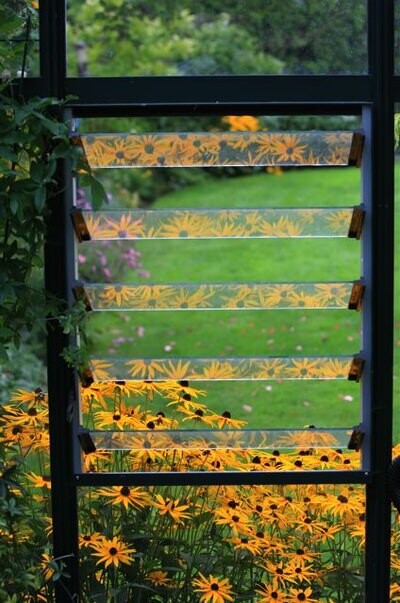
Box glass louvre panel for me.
[80,434,361,473]
[78,131,363,169]
[88,427,354,451]
[87,355,358,382]
[77,484,365,602]
[78,281,359,311]
[73,207,362,241]
[67,0,367,76]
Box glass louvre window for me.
[66,0,367,77]
[72,116,365,474]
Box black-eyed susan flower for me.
[40,553,55,582]
[255,582,287,601]
[286,587,319,602]
[192,572,234,603]
[146,569,173,587]
[228,536,261,555]
[98,485,151,509]
[90,536,135,568]
[152,494,191,524]
[260,560,291,588]
[79,532,103,548]
[209,410,247,429]
[25,472,51,489]
[213,507,250,535]
[285,559,320,585]
[322,489,363,519]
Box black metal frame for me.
[35,1,396,600]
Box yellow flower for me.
[257,133,306,164]
[102,213,145,239]
[158,211,214,238]
[152,494,191,524]
[286,587,319,602]
[25,472,51,489]
[40,553,55,582]
[90,536,135,568]
[255,582,287,602]
[98,485,151,509]
[260,560,290,587]
[213,507,250,535]
[222,115,260,131]
[192,572,234,603]
[228,536,261,555]
[79,532,103,547]
[322,489,364,519]
[209,410,247,429]
[147,569,173,587]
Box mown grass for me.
[86,165,400,438]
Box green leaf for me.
[34,186,46,211]
[9,196,18,215]
[31,255,43,267]
[90,176,107,210]
[0,347,9,363]
[0,146,18,162]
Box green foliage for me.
[68,1,282,77]
[0,91,102,358]
[68,0,367,77]
[0,1,39,78]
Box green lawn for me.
[87,166,400,439]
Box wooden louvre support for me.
[348,206,365,239]
[73,283,93,311]
[348,131,365,167]
[347,426,365,451]
[348,280,365,311]
[348,356,365,382]
[71,209,91,242]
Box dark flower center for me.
[120,486,130,496]
[211,583,219,591]
[109,547,118,556]
[337,494,348,503]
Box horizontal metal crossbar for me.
[75,281,363,311]
[77,131,364,169]
[82,427,354,452]
[72,206,364,241]
[74,470,371,487]
[61,75,373,109]
[83,355,363,384]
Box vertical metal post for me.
[41,0,80,600]
[363,1,394,601]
